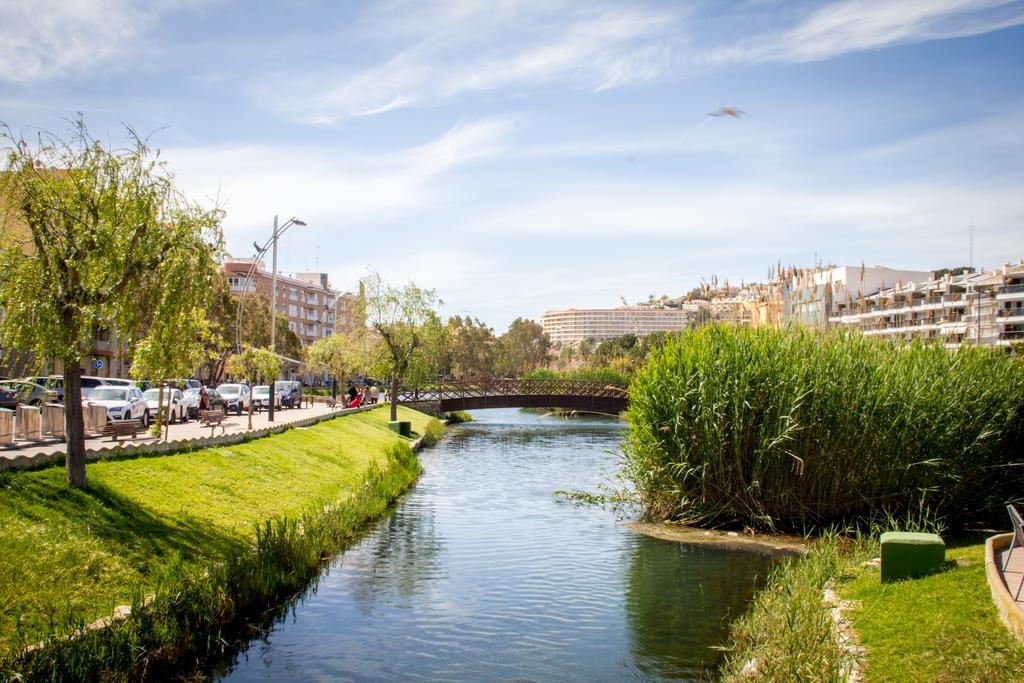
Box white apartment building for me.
[783,265,933,327]
[829,262,1024,348]
[541,306,699,346]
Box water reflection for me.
[215,409,772,682]
[625,536,773,679]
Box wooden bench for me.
[200,410,227,435]
[314,396,340,410]
[103,419,144,442]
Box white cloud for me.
[162,117,515,241]
[270,3,683,123]
[705,0,1024,66]
[0,0,163,82]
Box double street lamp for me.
[236,215,306,422]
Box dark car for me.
[274,380,302,409]
[0,381,58,408]
[203,389,229,414]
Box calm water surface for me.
[217,409,772,682]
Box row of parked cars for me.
[0,375,304,426]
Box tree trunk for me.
[390,377,399,421]
[63,362,87,488]
[157,382,166,441]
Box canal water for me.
[216,409,773,682]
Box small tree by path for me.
[0,118,223,488]
[363,272,440,421]
[227,347,282,430]
[304,331,366,401]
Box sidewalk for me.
[1,403,342,461]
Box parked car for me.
[104,378,136,388]
[203,389,229,415]
[252,385,281,411]
[275,380,302,408]
[80,375,110,399]
[142,387,188,423]
[216,383,250,415]
[20,376,66,402]
[0,380,58,407]
[181,388,202,419]
[85,386,149,425]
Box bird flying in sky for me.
[708,106,748,118]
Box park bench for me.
[315,396,340,410]
[200,409,227,435]
[104,419,144,443]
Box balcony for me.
[997,284,1024,300]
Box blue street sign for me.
[93,359,104,370]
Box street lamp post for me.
[265,215,306,422]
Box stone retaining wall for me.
[0,404,384,473]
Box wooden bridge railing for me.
[394,378,629,404]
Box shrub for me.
[523,367,630,387]
[624,325,1024,531]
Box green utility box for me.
[388,420,412,437]
[880,531,945,582]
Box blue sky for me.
[1,0,1022,331]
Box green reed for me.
[624,324,1024,531]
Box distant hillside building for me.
[830,261,1024,348]
[541,306,698,346]
[780,265,933,328]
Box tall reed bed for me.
[523,366,631,387]
[1,442,420,681]
[624,325,1024,531]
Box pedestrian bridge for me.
[395,378,629,415]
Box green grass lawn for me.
[841,542,1024,682]
[0,406,432,652]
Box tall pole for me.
[269,214,278,422]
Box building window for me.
[288,304,298,316]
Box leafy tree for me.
[200,274,301,384]
[363,271,440,421]
[0,118,222,487]
[226,346,281,429]
[304,330,366,398]
[496,318,550,375]
[447,315,496,378]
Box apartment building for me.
[829,262,1024,348]
[222,258,357,348]
[781,265,933,328]
[541,306,699,346]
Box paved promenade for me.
[1,403,343,461]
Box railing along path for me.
[394,379,629,414]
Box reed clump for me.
[624,325,1024,531]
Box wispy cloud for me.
[705,0,1024,65]
[0,0,166,83]
[269,2,684,123]
[163,118,515,239]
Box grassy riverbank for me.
[0,406,434,678]
[722,534,1024,682]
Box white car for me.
[216,383,251,415]
[86,386,149,425]
[181,388,202,420]
[251,385,281,410]
[142,388,188,423]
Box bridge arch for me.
[395,378,628,415]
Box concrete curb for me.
[0,404,385,473]
[985,532,1024,643]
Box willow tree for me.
[363,272,440,421]
[0,118,223,487]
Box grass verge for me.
[841,541,1024,682]
[722,533,1024,682]
[0,406,433,679]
